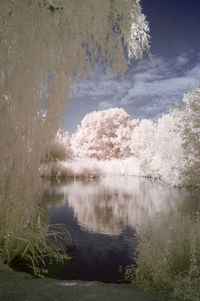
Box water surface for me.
[43,176,195,283]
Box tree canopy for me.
[71,107,138,159]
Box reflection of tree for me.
[45,177,186,235]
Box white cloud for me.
[119,57,200,112]
[71,51,200,121]
[104,54,199,118]
[176,53,189,67]
[98,100,115,110]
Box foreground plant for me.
[125,210,200,301]
[0,192,71,277]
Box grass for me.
[125,211,200,301]
[40,160,102,179]
[0,190,71,277]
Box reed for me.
[40,160,101,179]
[0,190,71,277]
[126,211,200,300]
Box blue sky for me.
[64,0,200,135]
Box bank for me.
[0,270,170,301]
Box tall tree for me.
[0,0,150,203]
[71,107,138,159]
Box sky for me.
[64,0,200,135]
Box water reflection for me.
[44,176,187,236]
[43,176,200,283]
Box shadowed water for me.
[43,176,197,283]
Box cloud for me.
[67,51,200,133]
[122,64,199,102]
[96,52,200,119]
[176,53,189,67]
[98,100,115,110]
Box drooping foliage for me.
[0,0,150,273]
[0,0,150,204]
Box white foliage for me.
[151,112,184,185]
[128,10,150,60]
[177,84,200,186]
[66,83,200,187]
[131,119,156,176]
[71,107,138,160]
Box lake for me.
[43,176,198,283]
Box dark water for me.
[43,176,193,283]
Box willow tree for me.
[0,0,150,272]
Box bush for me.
[43,129,73,163]
[126,211,200,300]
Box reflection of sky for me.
[64,0,200,134]
[45,176,186,236]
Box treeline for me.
[45,83,200,187]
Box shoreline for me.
[0,270,170,301]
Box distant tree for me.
[115,118,139,158]
[150,83,200,187]
[177,83,200,186]
[71,108,138,159]
[151,112,184,185]
[131,119,156,176]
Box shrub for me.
[43,129,73,163]
[126,211,200,300]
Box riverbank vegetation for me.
[125,210,200,301]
